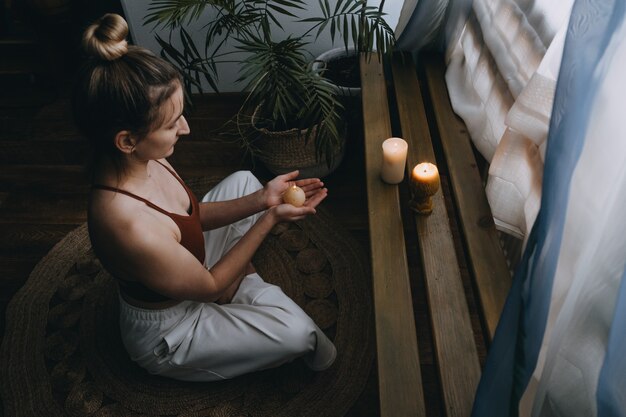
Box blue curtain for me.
[396,0,472,52]
[471,0,626,416]
[396,0,626,415]
[597,267,626,417]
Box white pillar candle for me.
[381,137,408,184]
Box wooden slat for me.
[0,140,88,165]
[0,165,88,193]
[30,118,82,141]
[422,54,511,341]
[168,141,247,168]
[392,54,481,417]
[0,54,38,75]
[0,139,246,166]
[360,53,426,417]
[0,192,87,224]
[0,223,77,252]
[185,93,247,119]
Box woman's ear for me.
[114,130,136,154]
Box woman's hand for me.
[263,170,327,209]
[267,199,324,223]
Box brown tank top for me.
[92,161,205,302]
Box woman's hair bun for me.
[82,13,129,61]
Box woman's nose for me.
[178,115,190,135]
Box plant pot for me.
[312,46,361,98]
[252,112,346,178]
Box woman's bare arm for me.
[198,171,325,230]
[109,189,327,303]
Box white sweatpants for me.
[118,171,336,381]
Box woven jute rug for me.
[0,177,374,417]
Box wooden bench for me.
[360,52,512,417]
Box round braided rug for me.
[0,177,374,417]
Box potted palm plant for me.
[292,1,396,101]
[309,0,396,97]
[145,0,393,177]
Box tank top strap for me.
[91,184,171,216]
[154,160,193,195]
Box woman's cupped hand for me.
[264,170,328,222]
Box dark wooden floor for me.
[0,3,497,414]
[0,81,380,415]
[0,74,491,415]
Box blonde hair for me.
[82,13,129,61]
[72,13,183,181]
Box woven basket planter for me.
[252,112,346,178]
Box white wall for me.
[121,0,402,92]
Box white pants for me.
[119,171,336,381]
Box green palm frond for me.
[145,0,393,167]
[236,37,311,126]
[302,0,395,54]
[145,0,233,28]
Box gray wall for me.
[121,0,401,92]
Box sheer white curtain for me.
[473,1,626,414]
[396,0,449,51]
[397,2,626,416]
[444,0,571,160]
[396,0,473,52]
[519,18,626,415]
[486,24,568,241]
[445,0,573,240]
[397,0,573,241]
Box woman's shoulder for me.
[88,189,179,274]
[89,186,174,242]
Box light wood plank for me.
[392,54,481,417]
[360,53,426,417]
[422,54,511,342]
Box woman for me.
[72,13,336,382]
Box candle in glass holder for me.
[381,137,408,184]
[410,162,440,215]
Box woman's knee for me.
[230,170,263,193]
[279,313,317,356]
[202,171,262,203]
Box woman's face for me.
[133,84,190,160]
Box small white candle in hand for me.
[381,137,408,184]
[282,185,306,207]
